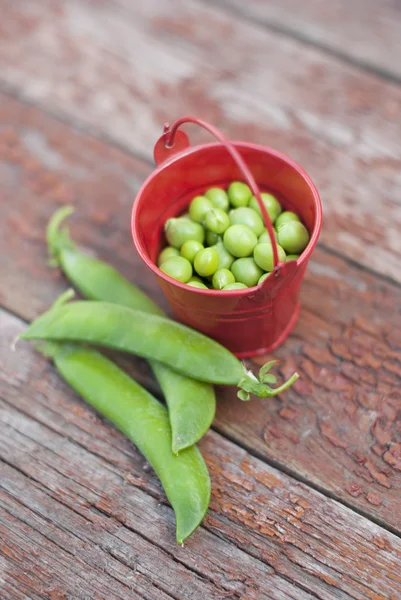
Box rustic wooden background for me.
[1,1,401,599]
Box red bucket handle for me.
[162,116,281,273]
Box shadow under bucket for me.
[131,117,322,358]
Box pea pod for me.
[37,341,210,544]
[46,207,215,453]
[20,294,298,398]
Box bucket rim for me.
[131,140,322,296]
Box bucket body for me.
[132,141,321,357]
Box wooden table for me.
[1,1,401,598]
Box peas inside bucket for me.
[132,118,322,357]
[157,182,310,289]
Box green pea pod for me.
[46,207,215,453]
[20,295,298,397]
[37,342,210,544]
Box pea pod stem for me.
[46,207,216,453]
[237,369,299,401]
[34,341,210,544]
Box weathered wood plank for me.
[2,308,401,600]
[0,1,401,280]
[0,489,220,600]
[1,505,146,600]
[212,0,401,80]
[1,94,401,533]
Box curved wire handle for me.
[164,116,281,273]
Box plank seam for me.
[0,81,152,167]
[0,392,156,486]
[200,0,401,86]
[212,425,401,540]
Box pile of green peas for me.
[157,181,310,290]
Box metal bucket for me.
[131,117,322,357]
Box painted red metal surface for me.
[132,117,322,357]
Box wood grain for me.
[1,94,401,534]
[0,0,401,281]
[212,0,401,80]
[2,308,401,600]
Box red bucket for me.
[131,117,322,358]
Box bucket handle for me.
[162,116,281,274]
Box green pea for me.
[165,217,205,249]
[212,242,235,270]
[205,187,229,211]
[187,281,208,289]
[160,256,193,283]
[189,195,214,223]
[231,258,264,288]
[212,269,235,290]
[204,208,230,234]
[286,254,300,262]
[229,207,264,237]
[223,224,258,258]
[180,240,204,263]
[258,272,271,284]
[157,246,180,266]
[38,342,210,544]
[253,243,286,271]
[259,229,278,244]
[194,247,219,277]
[278,222,310,254]
[205,230,222,246]
[249,193,282,224]
[275,211,301,232]
[223,282,248,290]
[228,181,252,207]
